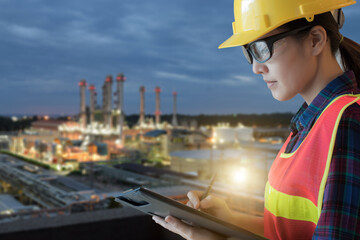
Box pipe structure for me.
[139,86,145,126]
[116,73,126,143]
[78,79,87,129]
[105,75,113,128]
[102,82,107,126]
[155,87,161,127]
[172,91,178,127]
[89,84,96,124]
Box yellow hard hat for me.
[219,0,356,49]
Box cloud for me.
[155,71,207,84]
[117,14,161,41]
[155,71,257,87]
[233,75,254,83]
[5,77,73,93]
[64,26,116,45]
[0,5,118,49]
[5,23,49,40]
[219,79,247,87]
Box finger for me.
[165,216,225,240]
[165,216,194,239]
[187,191,203,209]
[153,216,191,240]
[186,200,194,208]
[152,216,179,234]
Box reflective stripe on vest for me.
[264,94,360,240]
[265,181,319,224]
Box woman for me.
[153,0,360,239]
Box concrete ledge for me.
[0,207,183,240]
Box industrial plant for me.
[0,72,287,239]
[10,73,196,167]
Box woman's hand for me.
[153,190,264,239]
[187,191,234,223]
[152,215,226,240]
[152,190,236,239]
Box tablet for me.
[115,187,265,239]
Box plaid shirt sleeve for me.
[313,104,360,239]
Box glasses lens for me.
[249,41,270,63]
[241,46,252,64]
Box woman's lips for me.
[265,80,277,89]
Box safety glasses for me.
[242,26,312,64]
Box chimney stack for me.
[78,79,87,129]
[172,91,178,127]
[102,82,107,126]
[139,86,145,126]
[155,87,161,127]
[105,75,113,128]
[116,73,126,142]
[89,85,96,124]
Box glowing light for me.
[231,167,248,184]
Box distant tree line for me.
[0,116,37,131]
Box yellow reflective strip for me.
[317,96,360,216]
[265,182,319,224]
[280,94,360,159]
[280,150,295,158]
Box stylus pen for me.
[200,173,217,201]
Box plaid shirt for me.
[284,71,360,239]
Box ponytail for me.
[339,37,360,82]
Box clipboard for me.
[115,187,265,239]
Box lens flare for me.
[231,167,248,184]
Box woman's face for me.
[252,29,316,102]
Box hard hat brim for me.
[219,32,259,49]
[218,28,276,49]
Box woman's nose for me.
[252,60,268,75]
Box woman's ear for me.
[308,26,328,56]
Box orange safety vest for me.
[264,94,360,240]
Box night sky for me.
[1,0,360,116]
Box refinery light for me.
[231,167,248,184]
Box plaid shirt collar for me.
[289,71,359,134]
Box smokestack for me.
[139,86,145,126]
[172,91,178,127]
[94,91,97,109]
[116,73,126,142]
[155,87,161,127]
[78,79,87,129]
[102,82,107,126]
[105,75,113,128]
[88,85,96,124]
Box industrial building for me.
[7,72,188,166]
[0,194,39,216]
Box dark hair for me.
[280,12,360,84]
